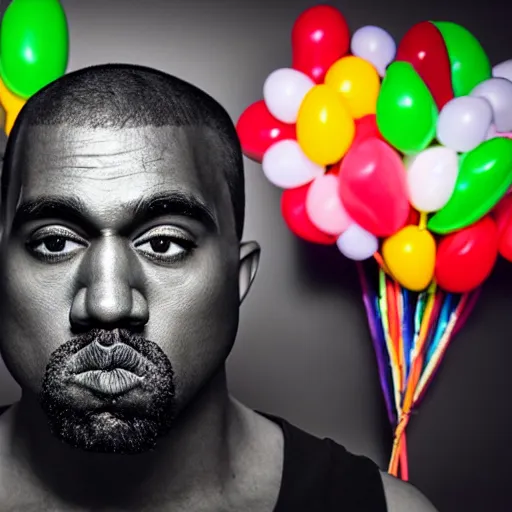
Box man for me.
[0,64,437,511]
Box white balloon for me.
[493,59,512,83]
[351,25,396,77]
[436,96,493,152]
[263,68,315,124]
[262,140,324,189]
[336,223,378,261]
[470,78,512,132]
[406,146,459,212]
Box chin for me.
[46,408,174,454]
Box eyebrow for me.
[11,191,218,233]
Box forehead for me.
[12,124,228,214]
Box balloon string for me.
[418,211,428,230]
[388,282,437,476]
[399,432,409,481]
[373,251,391,276]
[390,287,479,476]
[386,278,403,391]
[356,262,396,425]
[378,270,402,414]
[414,290,479,403]
[394,280,406,392]
[451,287,481,338]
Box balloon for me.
[406,146,459,212]
[498,219,512,262]
[352,114,385,146]
[432,21,491,97]
[435,216,498,293]
[407,206,421,226]
[493,60,512,83]
[428,137,512,234]
[436,96,493,153]
[324,56,380,119]
[0,77,26,135]
[291,5,350,83]
[306,174,352,235]
[338,138,410,237]
[376,61,438,154]
[395,21,454,110]
[262,140,324,189]
[0,0,69,99]
[493,195,512,236]
[382,225,436,291]
[263,68,315,124]
[350,25,396,77]
[281,184,337,245]
[296,85,355,166]
[470,78,512,133]
[236,101,296,162]
[336,223,378,260]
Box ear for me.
[238,241,260,304]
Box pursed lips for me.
[69,341,149,396]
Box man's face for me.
[0,124,244,453]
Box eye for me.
[27,227,87,262]
[134,226,196,263]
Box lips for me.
[69,341,149,396]
[74,368,142,396]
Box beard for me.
[39,328,176,455]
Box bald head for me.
[2,63,245,238]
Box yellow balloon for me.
[324,56,381,119]
[296,84,355,166]
[382,225,436,291]
[0,78,26,135]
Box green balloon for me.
[0,0,69,99]
[428,137,512,235]
[432,21,491,97]
[376,61,437,155]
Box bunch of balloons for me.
[0,0,69,135]
[236,4,512,481]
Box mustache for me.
[51,329,163,374]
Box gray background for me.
[1,1,511,510]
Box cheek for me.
[144,257,240,405]
[0,249,74,391]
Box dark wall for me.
[0,1,511,510]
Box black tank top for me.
[266,413,388,511]
[0,406,387,511]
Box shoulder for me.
[380,471,438,512]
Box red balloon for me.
[291,5,350,83]
[492,196,512,260]
[281,184,337,245]
[435,216,499,293]
[326,162,341,176]
[236,100,296,162]
[492,194,512,236]
[406,206,421,226]
[498,218,512,261]
[353,115,385,147]
[395,21,453,110]
[338,138,410,237]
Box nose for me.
[70,234,149,329]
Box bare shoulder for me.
[380,471,438,512]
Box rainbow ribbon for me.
[356,262,479,481]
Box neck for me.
[7,369,245,509]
